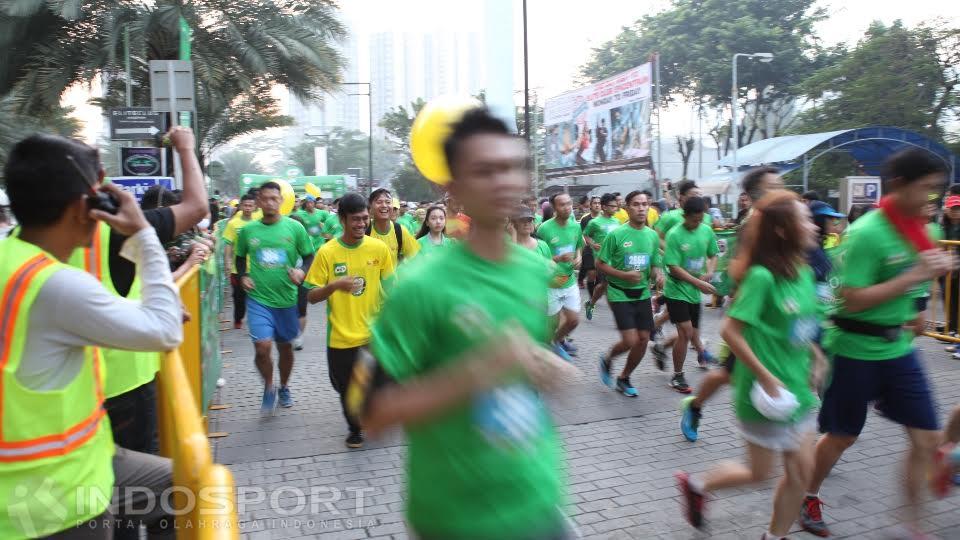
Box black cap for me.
[515,205,535,220]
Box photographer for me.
[1,134,183,538]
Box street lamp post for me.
[731,52,772,214]
[343,82,373,196]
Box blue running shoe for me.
[598,355,613,387]
[680,396,701,442]
[562,339,579,355]
[278,386,293,408]
[585,301,595,321]
[616,377,638,397]
[698,350,718,369]
[260,385,277,416]
[552,342,573,363]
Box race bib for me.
[790,316,820,347]
[257,248,286,268]
[625,253,649,271]
[685,257,705,273]
[472,384,544,451]
[555,245,575,257]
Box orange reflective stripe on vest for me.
[0,254,105,461]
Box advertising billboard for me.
[544,63,653,179]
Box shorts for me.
[818,351,939,436]
[246,297,300,344]
[547,283,581,316]
[610,299,655,332]
[581,249,595,272]
[666,299,702,329]
[740,413,816,452]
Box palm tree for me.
[0,0,346,162]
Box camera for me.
[87,191,120,215]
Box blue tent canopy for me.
[717,126,959,185]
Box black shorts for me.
[723,352,737,374]
[610,299,655,332]
[666,299,702,329]
[581,249,595,272]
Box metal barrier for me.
[157,265,239,539]
[922,240,960,343]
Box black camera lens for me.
[88,191,120,215]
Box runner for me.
[397,201,419,234]
[679,167,784,440]
[613,192,628,224]
[290,194,330,349]
[538,192,585,359]
[415,205,456,256]
[234,182,315,413]
[582,193,621,320]
[367,187,420,265]
[676,191,826,539]
[514,205,553,260]
[304,192,394,448]
[578,195,601,291]
[357,107,577,540]
[596,190,664,397]
[654,180,713,245]
[663,196,719,393]
[800,149,955,538]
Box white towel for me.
[750,382,800,421]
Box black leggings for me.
[231,274,247,323]
[327,347,362,434]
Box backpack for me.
[366,221,404,262]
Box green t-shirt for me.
[919,223,943,296]
[583,214,620,250]
[654,208,712,237]
[323,212,343,238]
[235,217,315,308]
[823,210,919,360]
[663,223,719,303]
[534,238,552,261]
[536,217,584,289]
[597,224,662,302]
[533,214,543,229]
[416,233,456,256]
[398,213,419,235]
[293,209,330,252]
[370,242,564,539]
[728,265,820,423]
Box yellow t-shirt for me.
[222,215,256,272]
[368,220,421,267]
[305,237,396,348]
[614,208,628,224]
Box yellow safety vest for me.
[0,237,114,538]
[68,223,161,398]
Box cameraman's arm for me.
[48,227,183,351]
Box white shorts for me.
[547,283,581,316]
[738,413,817,452]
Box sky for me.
[70,0,960,142]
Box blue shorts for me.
[818,351,939,436]
[246,297,299,344]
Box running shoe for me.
[260,385,278,416]
[698,350,718,369]
[562,338,579,355]
[799,495,830,537]
[346,431,364,449]
[552,342,573,363]
[931,443,957,499]
[675,471,705,529]
[585,301,595,321]
[278,386,294,408]
[616,377,638,397]
[653,343,667,371]
[680,396,701,442]
[598,355,613,388]
[293,333,304,351]
[670,373,692,394]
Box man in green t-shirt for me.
[537,192,585,360]
[235,182,316,414]
[663,197,718,393]
[596,190,663,397]
[582,192,622,320]
[357,107,577,539]
[800,149,956,538]
[654,180,712,246]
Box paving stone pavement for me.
[209,294,960,540]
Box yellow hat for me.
[392,197,400,209]
[229,199,239,207]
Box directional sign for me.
[109,108,165,141]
